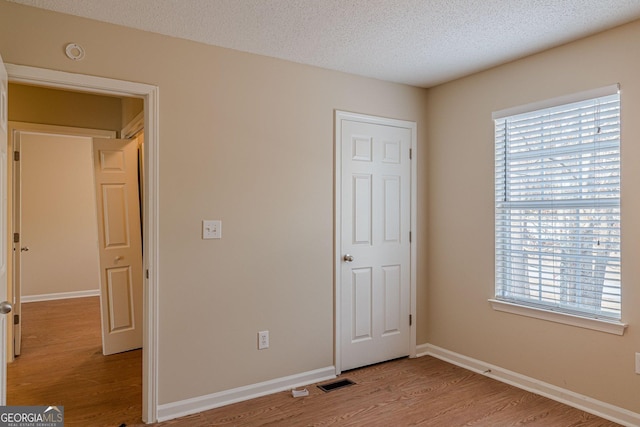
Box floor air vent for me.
[317,379,355,392]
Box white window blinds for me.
[494,87,621,320]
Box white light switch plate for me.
[202,220,222,239]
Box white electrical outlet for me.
[258,330,269,350]
[635,353,640,374]
[202,220,222,239]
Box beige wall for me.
[20,133,100,297]
[0,1,429,406]
[121,97,143,130]
[6,0,636,418]
[9,83,122,131]
[426,22,640,413]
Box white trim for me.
[334,112,343,374]
[157,366,335,422]
[6,63,160,424]
[7,64,155,98]
[409,118,417,358]
[422,344,640,427]
[492,83,620,120]
[415,343,430,358]
[334,111,418,374]
[8,122,116,139]
[22,290,99,303]
[489,299,627,335]
[142,78,160,425]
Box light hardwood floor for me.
[151,355,620,427]
[7,297,142,427]
[7,297,621,426]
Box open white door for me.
[93,138,143,355]
[338,113,413,372]
[0,54,10,404]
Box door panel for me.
[101,183,129,247]
[352,267,373,341]
[353,175,372,244]
[382,264,401,335]
[340,117,412,371]
[93,138,143,355]
[106,266,134,331]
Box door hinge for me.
[14,151,19,162]
[13,314,19,325]
[409,314,412,326]
[146,269,149,279]
[409,148,412,160]
[409,231,412,243]
[13,233,19,243]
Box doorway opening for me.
[9,122,117,356]
[5,64,159,423]
[9,121,147,350]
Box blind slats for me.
[495,90,621,320]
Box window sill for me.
[488,299,627,336]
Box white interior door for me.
[0,54,10,404]
[93,138,143,355]
[339,114,412,372]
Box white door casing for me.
[93,138,143,355]
[0,54,9,405]
[335,111,417,373]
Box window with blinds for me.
[494,86,621,320]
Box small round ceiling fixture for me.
[64,43,85,61]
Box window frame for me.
[491,85,627,335]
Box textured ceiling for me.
[8,0,640,87]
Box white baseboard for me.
[157,366,336,422]
[417,343,640,427]
[21,290,100,303]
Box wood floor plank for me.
[6,298,622,426]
